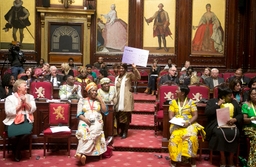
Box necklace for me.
[178,98,187,115]
[87,98,94,111]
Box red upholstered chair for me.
[87,75,94,81]
[92,69,100,76]
[187,84,210,102]
[107,75,116,83]
[159,70,169,76]
[43,103,71,157]
[2,131,32,159]
[133,70,149,93]
[30,81,53,99]
[222,72,233,81]
[154,85,178,135]
[17,73,26,79]
[73,69,79,77]
[213,86,219,98]
[244,72,256,79]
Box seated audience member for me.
[59,75,82,100]
[241,88,256,167]
[61,63,74,82]
[181,60,190,72]
[45,66,64,87]
[201,67,211,82]
[164,58,176,70]
[244,77,256,101]
[0,73,15,99]
[94,56,108,71]
[96,69,108,85]
[86,64,97,81]
[144,59,161,95]
[76,66,92,85]
[35,58,45,68]
[20,67,36,86]
[3,79,36,162]
[205,83,243,167]
[179,66,196,85]
[68,57,77,70]
[41,63,50,76]
[228,68,251,87]
[229,78,244,104]
[204,68,224,90]
[159,65,179,85]
[75,82,107,165]
[97,77,115,103]
[168,85,205,167]
[109,63,119,76]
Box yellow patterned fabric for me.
[76,98,107,156]
[168,99,205,162]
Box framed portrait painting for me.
[191,0,226,56]
[143,0,176,54]
[0,0,35,50]
[96,0,129,53]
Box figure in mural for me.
[192,3,224,54]
[145,3,172,52]
[3,0,31,44]
[99,4,128,52]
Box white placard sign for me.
[122,46,149,67]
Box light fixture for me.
[58,0,75,8]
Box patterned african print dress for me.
[242,102,256,166]
[75,98,107,156]
[168,99,205,162]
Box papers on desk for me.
[169,117,185,126]
[46,99,61,103]
[50,126,70,133]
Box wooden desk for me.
[161,103,207,149]
[0,101,114,146]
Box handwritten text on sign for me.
[122,46,149,67]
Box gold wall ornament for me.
[58,0,75,8]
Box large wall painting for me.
[143,0,175,54]
[191,0,225,56]
[96,1,128,53]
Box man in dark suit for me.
[159,65,179,85]
[228,68,250,87]
[44,66,64,87]
[205,68,225,90]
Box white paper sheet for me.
[169,117,185,126]
[50,126,70,133]
[122,46,149,67]
[216,107,230,127]
[251,120,256,124]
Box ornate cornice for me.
[36,7,95,28]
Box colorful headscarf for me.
[85,82,97,92]
[100,77,110,85]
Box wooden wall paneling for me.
[176,0,192,67]
[248,0,256,71]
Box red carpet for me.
[133,93,156,102]
[0,150,218,167]
[133,103,155,113]
[130,114,154,127]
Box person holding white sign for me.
[168,85,205,167]
[205,83,243,167]
[113,63,141,139]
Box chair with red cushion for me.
[73,69,79,77]
[133,70,149,93]
[30,81,53,99]
[43,102,71,157]
[107,75,116,83]
[244,72,256,79]
[222,72,234,82]
[2,131,32,159]
[213,86,219,98]
[187,84,210,102]
[154,85,178,135]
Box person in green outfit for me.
[242,88,256,167]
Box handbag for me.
[103,146,113,158]
[218,125,237,143]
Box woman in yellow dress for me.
[168,85,205,167]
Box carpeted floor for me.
[0,93,219,167]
